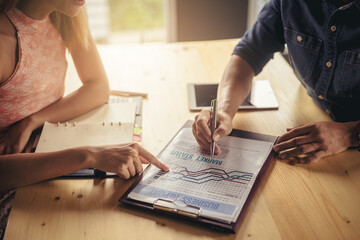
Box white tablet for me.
[187,80,279,111]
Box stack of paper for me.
[36,102,137,153]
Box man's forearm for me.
[218,55,255,119]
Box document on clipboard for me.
[120,120,277,233]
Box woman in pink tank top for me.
[0,0,169,237]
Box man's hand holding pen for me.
[192,105,233,155]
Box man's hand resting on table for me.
[192,109,233,155]
[273,121,359,163]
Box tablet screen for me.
[194,84,251,107]
[194,84,218,107]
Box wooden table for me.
[4,39,360,240]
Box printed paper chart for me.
[151,162,254,199]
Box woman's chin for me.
[74,0,86,7]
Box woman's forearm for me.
[0,148,91,190]
[218,55,255,119]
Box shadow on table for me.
[277,150,360,176]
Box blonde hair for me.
[0,0,89,49]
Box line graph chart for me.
[151,165,255,199]
[154,167,253,185]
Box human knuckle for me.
[130,142,140,150]
[120,154,129,162]
[126,145,137,154]
[322,146,329,152]
[197,118,207,126]
[289,128,296,135]
[217,127,228,136]
[137,166,143,173]
[131,148,139,157]
[298,145,306,153]
[290,138,298,146]
[313,123,322,132]
[200,109,209,115]
[312,143,320,149]
[312,153,321,160]
[294,138,302,145]
[121,165,131,172]
[117,170,126,178]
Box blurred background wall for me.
[85,0,269,44]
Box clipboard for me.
[120,120,277,233]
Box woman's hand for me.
[87,143,169,179]
[192,110,233,155]
[273,121,358,163]
[0,117,37,154]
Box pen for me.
[110,90,148,98]
[210,99,218,157]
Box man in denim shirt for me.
[193,0,360,163]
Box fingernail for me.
[280,154,287,159]
[164,165,170,171]
[214,133,220,142]
[273,146,279,152]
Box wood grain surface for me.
[4,39,360,240]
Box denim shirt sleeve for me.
[233,0,285,75]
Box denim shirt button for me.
[296,35,302,42]
[319,95,324,100]
[326,61,332,68]
[330,25,337,32]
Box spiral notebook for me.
[35,102,137,177]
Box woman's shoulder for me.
[0,12,17,84]
[0,12,16,38]
[0,13,16,46]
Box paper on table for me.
[36,122,134,153]
[70,102,137,124]
[36,102,137,153]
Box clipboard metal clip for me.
[153,198,202,219]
